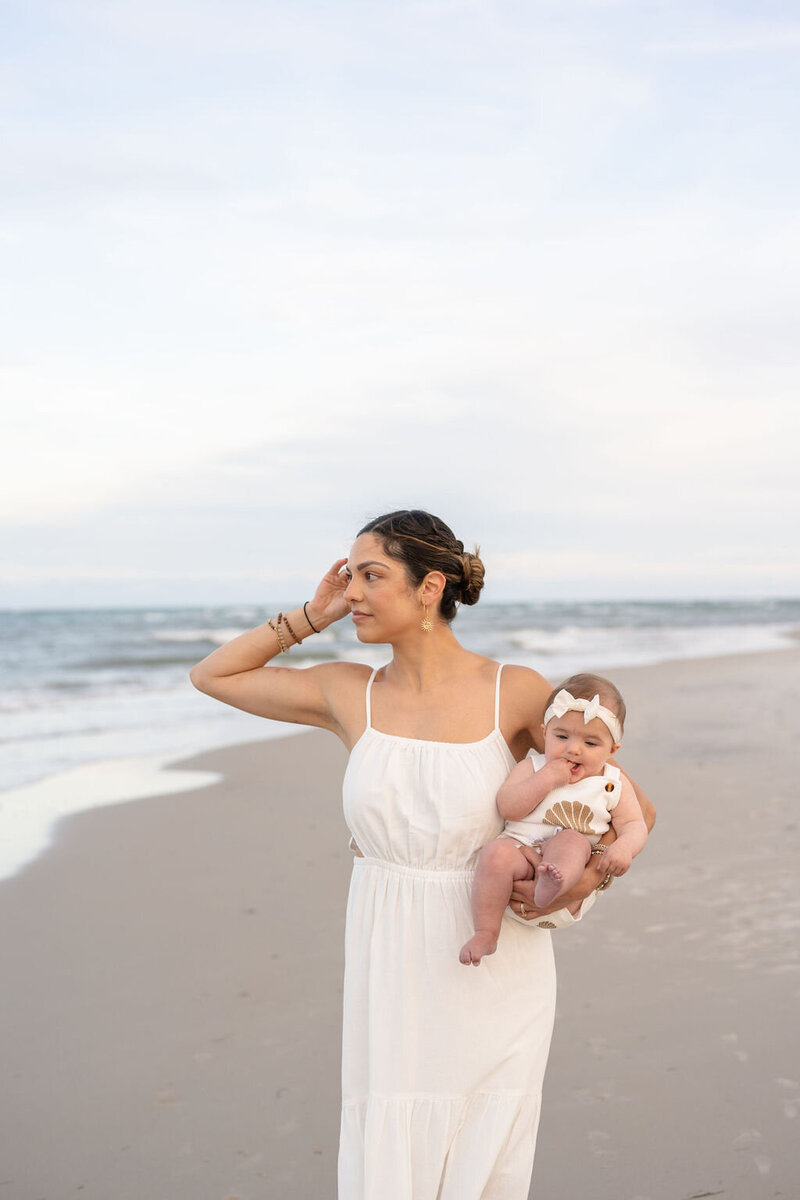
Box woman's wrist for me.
[259,600,340,657]
[302,600,338,635]
[267,602,334,650]
[302,600,323,635]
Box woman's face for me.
[342,533,421,642]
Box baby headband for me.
[544,690,623,744]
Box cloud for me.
[3,0,799,603]
[648,22,800,56]
[3,380,796,606]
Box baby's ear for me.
[611,742,621,755]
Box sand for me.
[1,649,797,1199]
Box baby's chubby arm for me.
[496,756,573,821]
[597,776,649,877]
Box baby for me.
[460,673,648,965]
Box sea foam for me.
[0,755,221,883]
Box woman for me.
[190,509,655,1200]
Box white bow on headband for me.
[544,689,622,744]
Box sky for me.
[2,0,799,606]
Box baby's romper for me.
[501,753,620,931]
[338,665,557,1200]
[502,753,622,848]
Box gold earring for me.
[421,603,433,633]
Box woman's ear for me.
[419,571,446,607]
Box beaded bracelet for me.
[268,618,287,655]
[281,612,301,645]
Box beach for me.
[1,648,797,1199]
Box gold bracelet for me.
[276,613,292,649]
[281,612,301,645]
[268,619,287,655]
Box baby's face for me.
[542,709,619,783]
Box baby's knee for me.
[549,828,593,861]
[485,836,534,878]
[478,836,518,869]
[480,838,512,865]
[556,828,591,847]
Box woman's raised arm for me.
[189,558,357,733]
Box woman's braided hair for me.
[357,510,485,622]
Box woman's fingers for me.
[510,879,541,917]
[321,557,348,587]
[513,900,538,920]
[309,559,351,622]
[517,843,543,872]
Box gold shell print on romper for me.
[542,800,596,834]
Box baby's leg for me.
[534,830,592,909]
[460,838,533,965]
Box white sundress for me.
[338,664,557,1200]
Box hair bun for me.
[357,510,486,622]
[459,549,485,606]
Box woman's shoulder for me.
[310,661,381,745]
[500,663,552,701]
[311,660,377,689]
[465,658,551,705]
[497,664,553,758]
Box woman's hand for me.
[509,846,545,920]
[509,842,601,920]
[307,558,351,629]
[509,875,543,920]
[189,556,359,730]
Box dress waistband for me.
[355,855,475,880]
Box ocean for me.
[1,599,798,880]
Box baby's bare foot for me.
[534,862,565,909]
[459,931,498,965]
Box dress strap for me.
[364,667,379,729]
[494,663,504,730]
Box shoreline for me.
[0,647,798,1197]
[2,642,797,888]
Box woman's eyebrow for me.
[354,560,387,570]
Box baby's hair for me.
[544,673,626,734]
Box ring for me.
[520,903,527,917]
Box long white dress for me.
[339,665,557,1200]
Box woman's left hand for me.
[511,841,608,918]
[509,844,543,919]
[509,876,542,920]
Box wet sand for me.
[0,650,797,1199]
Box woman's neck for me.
[384,624,468,691]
